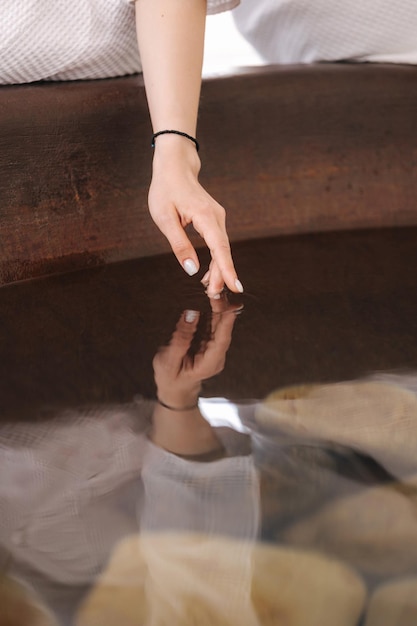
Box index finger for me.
[193,308,237,377]
[154,310,200,371]
[195,213,244,296]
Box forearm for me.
[151,404,224,457]
[134,0,242,296]
[134,0,207,136]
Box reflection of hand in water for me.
[153,297,241,409]
[77,303,374,626]
[151,297,242,458]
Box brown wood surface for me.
[1,64,417,285]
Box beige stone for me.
[256,381,417,477]
[251,541,366,626]
[76,533,366,626]
[284,479,417,577]
[365,578,417,626]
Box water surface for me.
[1,227,417,625]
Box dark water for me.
[1,227,417,626]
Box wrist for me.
[156,397,199,411]
[152,132,201,173]
[152,130,199,153]
[156,383,201,409]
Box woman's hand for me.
[134,0,243,298]
[150,136,243,298]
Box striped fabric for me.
[0,0,238,84]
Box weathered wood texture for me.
[1,64,417,285]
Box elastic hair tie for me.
[151,130,200,152]
[156,397,199,412]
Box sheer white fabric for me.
[0,0,238,85]
[0,400,259,613]
[0,407,146,585]
[138,439,260,626]
[140,439,259,539]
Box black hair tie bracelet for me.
[157,397,199,412]
[151,130,200,152]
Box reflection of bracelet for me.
[157,397,199,412]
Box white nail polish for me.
[183,259,198,276]
[235,279,244,293]
[185,310,198,323]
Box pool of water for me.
[1,226,417,625]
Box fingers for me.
[151,208,200,277]
[154,296,242,387]
[202,259,244,301]
[209,293,244,316]
[152,310,203,407]
[153,310,200,372]
[169,309,200,355]
[148,171,243,296]
[205,259,224,299]
[193,306,238,377]
[195,213,243,297]
[156,208,243,298]
[201,269,210,288]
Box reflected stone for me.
[256,438,369,539]
[365,578,417,626]
[284,479,417,578]
[76,533,366,626]
[0,574,58,626]
[256,381,417,477]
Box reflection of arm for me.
[150,304,241,459]
[151,403,225,459]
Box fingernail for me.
[210,293,221,300]
[184,310,198,323]
[235,279,244,293]
[183,259,198,276]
